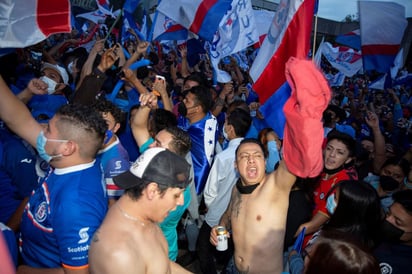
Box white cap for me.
[41,63,69,85]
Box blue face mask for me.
[103,130,113,145]
[326,193,337,215]
[36,131,68,162]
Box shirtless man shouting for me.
[210,58,331,273]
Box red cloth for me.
[282,57,331,178]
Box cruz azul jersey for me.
[19,161,107,268]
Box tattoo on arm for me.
[232,190,242,219]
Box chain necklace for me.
[117,204,146,226]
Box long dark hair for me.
[323,180,383,249]
[305,233,380,274]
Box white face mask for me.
[40,76,58,94]
[223,124,229,140]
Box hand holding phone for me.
[152,75,166,96]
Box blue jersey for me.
[28,94,68,122]
[0,129,38,223]
[97,137,130,200]
[19,160,108,268]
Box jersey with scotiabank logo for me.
[19,160,108,268]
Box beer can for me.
[216,226,228,251]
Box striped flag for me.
[156,0,232,41]
[152,12,188,41]
[249,0,316,104]
[0,0,71,48]
[318,42,363,77]
[359,1,407,73]
[207,0,259,83]
[335,29,361,50]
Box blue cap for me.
[335,124,356,139]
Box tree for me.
[342,14,359,23]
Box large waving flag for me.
[207,0,259,83]
[359,1,407,73]
[249,0,316,104]
[156,0,232,41]
[0,0,71,48]
[317,41,363,77]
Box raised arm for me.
[152,76,172,111]
[281,58,331,182]
[76,39,105,89]
[123,41,149,70]
[211,82,232,117]
[121,68,150,95]
[178,45,190,78]
[365,110,386,173]
[0,76,41,147]
[17,78,48,104]
[131,92,158,147]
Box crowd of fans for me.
[0,26,412,274]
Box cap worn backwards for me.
[113,147,190,190]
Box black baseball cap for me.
[113,147,190,189]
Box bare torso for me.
[230,174,290,273]
[89,204,173,274]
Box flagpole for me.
[105,9,123,41]
[311,0,319,60]
[311,13,318,60]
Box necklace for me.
[117,204,146,226]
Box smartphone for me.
[156,75,166,82]
[152,75,165,97]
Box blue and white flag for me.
[325,72,345,87]
[317,42,362,77]
[157,0,232,41]
[390,48,404,80]
[360,1,407,73]
[368,73,388,90]
[207,0,258,83]
[151,12,188,41]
